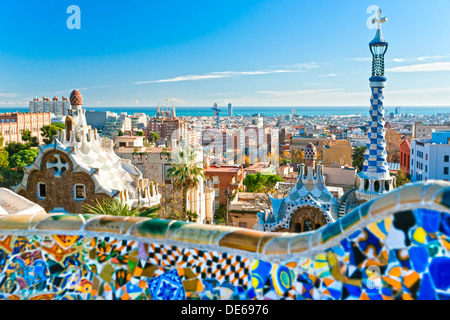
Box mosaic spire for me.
[356,8,395,201]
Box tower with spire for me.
[355,8,396,201]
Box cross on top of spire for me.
[372,8,387,30]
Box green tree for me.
[352,146,367,171]
[214,205,227,224]
[395,169,411,187]
[39,123,65,145]
[52,122,66,130]
[29,136,39,147]
[186,210,199,222]
[167,146,204,220]
[21,129,31,142]
[41,125,58,145]
[118,130,124,137]
[9,149,38,171]
[22,130,39,147]
[0,149,9,169]
[148,132,160,143]
[4,142,29,158]
[135,130,144,136]
[243,173,284,193]
[0,168,23,188]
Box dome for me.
[70,89,83,106]
[304,142,317,160]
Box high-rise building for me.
[148,118,188,145]
[228,103,233,117]
[29,96,71,116]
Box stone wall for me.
[0,181,449,300]
[18,150,110,213]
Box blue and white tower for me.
[356,8,396,201]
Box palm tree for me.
[352,146,367,171]
[83,197,161,218]
[167,146,204,220]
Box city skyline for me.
[1,1,450,108]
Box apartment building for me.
[0,112,51,145]
[410,131,450,182]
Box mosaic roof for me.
[263,164,339,228]
[14,94,160,209]
[69,89,83,106]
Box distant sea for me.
[1,106,449,117]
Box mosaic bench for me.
[0,180,449,300]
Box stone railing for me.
[0,180,449,300]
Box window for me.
[445,167,449,175]
[445,155,449,162]
[37,182,46,199]
[239,222,247,228]
[425,165,428,173]
[74,184,86,200]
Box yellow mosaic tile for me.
[218,229,266,252]
[84,215,127,233]
[423,182,447,203]
[289,233,311,253]
[0,214,33,230]
[171,224,218,245]
[262,234,292,255]
[208,225,242,245]
[398,183,423,205]
[120,216,148,235]
[28,214,52,229]
[256,233,283,253]
[33,214,86,231]
[368,190,397,216]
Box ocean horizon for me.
[0,105,449,117]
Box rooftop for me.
[204,164,242,174]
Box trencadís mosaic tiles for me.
[0,181,449,300]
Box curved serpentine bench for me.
[0,180,449,300]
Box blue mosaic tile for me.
[358,229,383,257]
[321,222,341,243]
[147,269,185,300]
[429,256,450,291]
[440,212,450,237]
[418,273,437,300]
[409,246,429,273]
[419,209,441,233]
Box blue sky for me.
[1,0,450,108]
